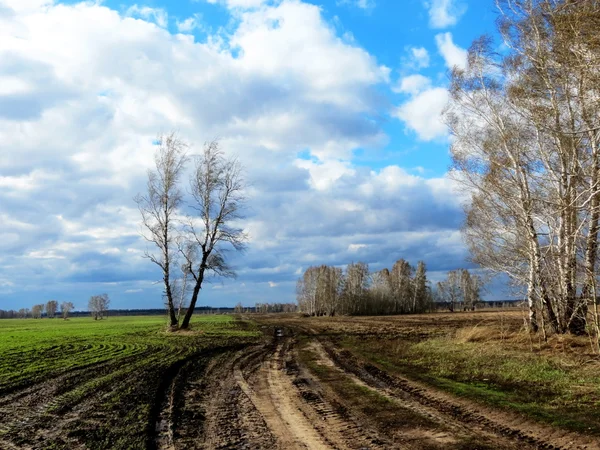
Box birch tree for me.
[390,259,413,314]
[45,300,58,319]
[179,141,248,329]
[341,262,369,315]
[60,301,74,319]
[135,132,187,329]
[31,304,44,319]
[413,261,428,313]
[437,271,462,312]
[89,294,110,320]
[447,0,600,335]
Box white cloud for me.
[230,1,389,109]
[425,0,467,29]
[176,14,201,33]
[348,243,367,251]
[394,85,449,141]
[435,32,467,70]
[228,0,266,8]
[295,158,356,190]
[0,0,52,13]
[125,4,168,28]
[268,281,278,287]
[393,74,431,95]
[409,46,430,69]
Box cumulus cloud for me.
[0,0,408,309]
[425,0,467,29]
[393,82,449,141]
[235,164,466,289]
[0,0,478,310]
[393,74,431,95]
[435,31,467,70]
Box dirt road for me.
[152,325,599,449]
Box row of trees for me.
[232,302,298,314]
[135,133,247,330]
[296,260,482,316]
[0,295,109,320]
[446,0,600,336]
[0,301,75,319]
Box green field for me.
[0,315,261,449]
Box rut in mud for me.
[149,325,599,450]
[152,332,388,449]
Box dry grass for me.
[454,325,504,343]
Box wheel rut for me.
[317,337,599,450]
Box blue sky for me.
[0,0,509,310]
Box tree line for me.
[446,0,600,337]
[0,294,109,320]
[296,260,482,316]
[0,300,73,319]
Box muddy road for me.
[151,323,598,450]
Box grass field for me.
[0,315,261,449]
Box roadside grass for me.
[338,319,600,436]
[0,314,261,449]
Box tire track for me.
[233,335,393,450]
[235,339,330,449]
[318,338,599,450]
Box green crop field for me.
[0,315,262,449]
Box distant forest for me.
[296,260,484,316]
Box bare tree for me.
[317,265,343,316]
[297,267,320,316]
[413,261,428,313]
[179,141,248,329]
[31,304,44,319]
[437,271,462,312]
[460,269,483,311]
[89,294,110,320]
[61,301,74,319]
[369,268,393,314]
[390,259,414,314]
[135,132,187,329]
[447,0,600,336]
[46,300,58,319]
[341,262,369,315]
[171,245,194,323]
